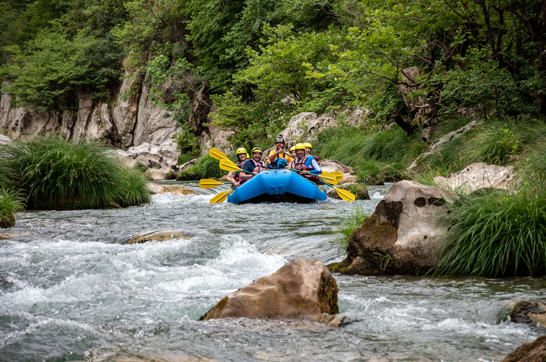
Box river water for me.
[1,182,544,361]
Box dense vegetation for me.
[0,188,24,228]
[0,136,150,210]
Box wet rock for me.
[146,183,196,195]
[327,183,369,200]
[126,230,190,244]
[280,112,336,145]
[329,180,458,275]
[200,258,340,322]
[0,232,34,239]
[502,335,546,362]
[320,160,357,184]
[499,300,546,329]
[433,162,518,194]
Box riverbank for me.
[1,184,544,360]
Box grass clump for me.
[337,207,368,251]
[0,136,150,209]
[177,155,227,180]
[316,126,426,184]
[434,186,545,277]
[0,188,25,228]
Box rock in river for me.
[127,230,190,244]
[502,335,546,362]
[330,180,458,275]
[200,258,340,324]
[499,300,546,329]
[146,183,196,195]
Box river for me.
[1,182,544,361]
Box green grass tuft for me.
[433,187,545,277]
[0,188,25,228]
[337,207,368,251]
[0,135,150,209]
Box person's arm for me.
[239,161,254,179]
[225,171,235,183]
[268,149,281,162]
[307,158,322,175]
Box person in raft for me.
[239,147,267,184]
[304,142,319,162]
[289,145,296,158]
[289,143,322,183]
[265,134,293,169]
[225,147,248,186]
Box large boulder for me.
[503,335,546,362]
[200,258,340,322]
[115,141,179,180]
[320,160,357,184]
[433,163,518,194]
[330,180,459,275]
[280,112,336,145]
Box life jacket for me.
[268,157,288,169]
[250,159,267,173]
[232,160,245,183]
[293,155,319,181]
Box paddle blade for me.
[332,171,343,182]
[318,173,338,185]
[209,189,230,204]
[199,178,225,189]
[334,187,356,202]
[219,159,243,172]
[209,147,229,161]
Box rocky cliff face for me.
[1,70,181,179]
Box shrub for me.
[0,188,24,228]
[0,136,150,209]
[433,187,545,277]
[177,155,227,180]
[337,207,368,251]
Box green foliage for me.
[337,207,367,251]
[0,187,24,228]
[175,124,201,157]
[177,155,227,180]
[0,136,150,209]
[316,126,426,184]
[433,187,545,277]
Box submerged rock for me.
[126,230,190,244]
[200,258,340,323]
[146,183,196,195]
[330,180,458,275]
[433,162,518,194]
[498,300,546,329]
[502,335,546,362]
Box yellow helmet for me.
[295,143,306,151]
[236,147,247,155]
[290,146,295,152]
[304,142,312,149]
[246,153,250,158]
[251,147,263,154]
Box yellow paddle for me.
[209,147,229,161]
[209,188,236,204]
[330,185,356,202]
[219,158,249,173]
[288,169,338,185]
[199,178,227,189]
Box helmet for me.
[246,153,250,158]
[304,142,312,149]
[236,147,247,155]
[251,147,263,154]
[275,134,285,144]
[295,143,306,151]
[290,146,295,152]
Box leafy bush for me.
[433,187,545,277]
[0,187,24,228]
[0,136,150,209]
[337,207,367,251]
[177,155,227,180]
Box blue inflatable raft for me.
[227,170,328,204]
